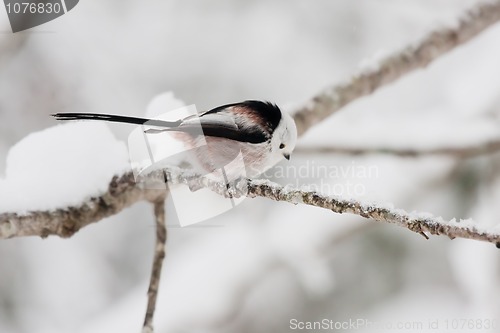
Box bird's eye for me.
[279,143,285,149]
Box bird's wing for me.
[147,112,268,144]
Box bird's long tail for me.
[51,113,182,128]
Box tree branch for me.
[0,173,164,239]
[142,196,168,333]
[2,168,500,245]
[244,179,500,244]
[295,139,500,158]
[292,0,500,135]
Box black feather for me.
[51,113,182,127]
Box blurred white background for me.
[2,0,500,332]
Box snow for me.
[0,122,130,213]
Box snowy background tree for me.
[1,1,500,332]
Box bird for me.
[52,100,297,180]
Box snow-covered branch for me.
[2,167,500,245]
[292,0,500,135]
[0,173,163,239]
[244,179,500,244]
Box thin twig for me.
[142,196,168,333]
[295,139,500,158]
[292,0,500,135]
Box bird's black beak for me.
[283,153,290,160]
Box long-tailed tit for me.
[52,100,297,179]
